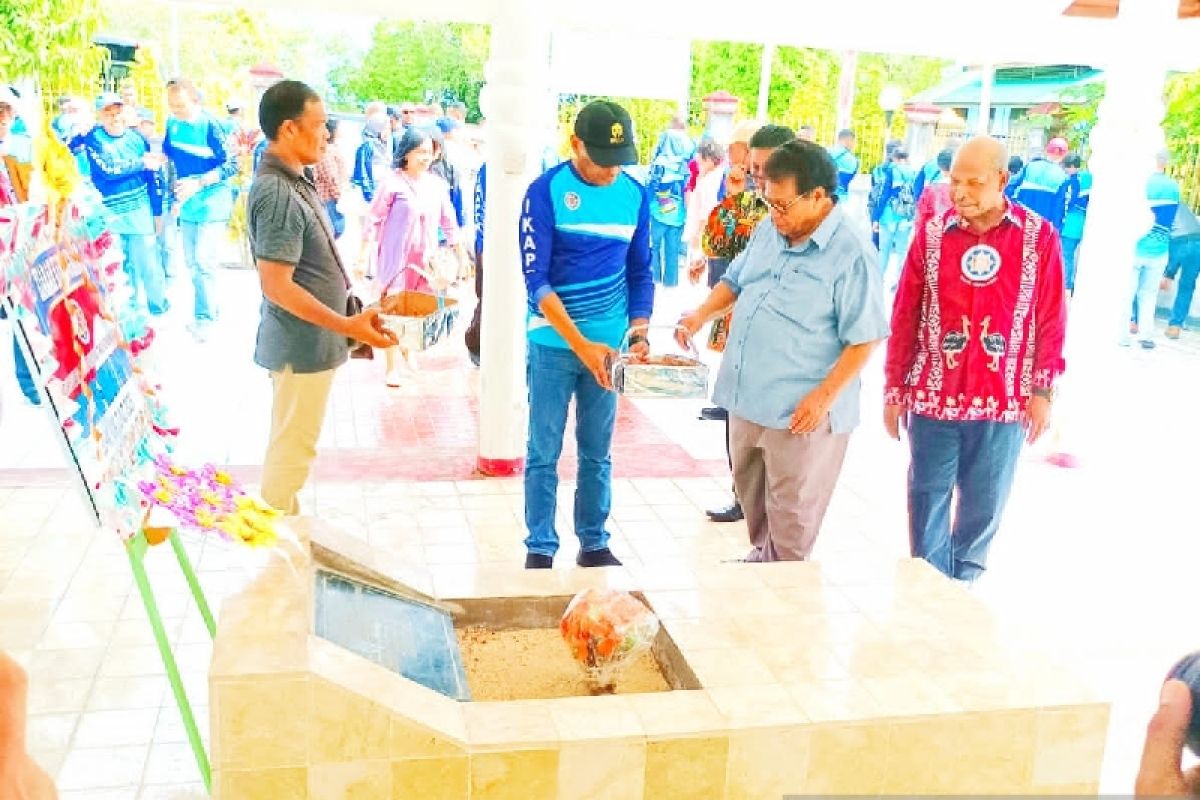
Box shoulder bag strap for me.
[258,159,351,290]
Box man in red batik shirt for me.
[884,136,1067,583]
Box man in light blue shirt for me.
[827,129,859,202]
[678,140,889,562]
[163,78,237,342]
[1127,150,1181,349]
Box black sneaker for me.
[576,548,622,567]
[1140,340,1157,350]
[524,553,553,569]
[706,502,744,523]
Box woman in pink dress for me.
[369,127,463,386]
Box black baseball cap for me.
[574,100,638,167]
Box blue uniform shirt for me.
[1137,172,1182,259]
[163,111,236,223]
[1061,170,1092,241]
[713,205,890,433]
[1013,158,1069,230]
[827,145,859,201]
[78,127,156,236]
[519,161,654,350]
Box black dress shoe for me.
[576,547,622,567]
[706,502,744,522]
[525,553,553,569]
[698,406,728,421]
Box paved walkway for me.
[1,265,1200,796]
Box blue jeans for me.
[650,219,682,287]
[1127,253,1169,342]
[324,199,346,239]
[907,415,1024,581]
[878,221,912,276]
[122,233,168,315]
[1062,236,1081,293]
[12,334,38,404]
[180,220,222,323]
[524,343,618,557]
[1168,239,1200,326]
[156,215,176,278]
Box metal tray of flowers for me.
[610,325,709,399]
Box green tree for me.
[688,41,763,123]
[770,47,840,135]
[98,1,342,116]
[851,53,948,169]
[337,21,489,119]
[0,0,108,105]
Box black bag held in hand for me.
[345,293,374,360]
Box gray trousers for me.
[729,414,850,562]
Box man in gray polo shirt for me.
[249,80,396,514]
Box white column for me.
[976,62,995,136]
[835,50,857,136]
[1055,0,1174,463]
[756,43,775,122]
[475,0,550,476]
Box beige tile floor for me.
[3,452,1199,797]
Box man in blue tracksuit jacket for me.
[80,93,169,316]
[1127,152,1181,348]
[1013,137,1070,230]
[827,129,858,202]
[163,78,237,341]
[519,100,654,570]
[1060,153,1092,293]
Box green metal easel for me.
[126,527,217,792]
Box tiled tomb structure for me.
[210,519,1109,799]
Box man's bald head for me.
[954,136,1009,174]
[949,136,1011,228]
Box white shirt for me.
[684,165,724,258]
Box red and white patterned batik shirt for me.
[884,201,1067,423]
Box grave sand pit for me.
[456,626,672,700]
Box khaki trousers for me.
[729,414,850,562]
[261,366,336,516]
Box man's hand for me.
[575,340,616,391]
[346,308,398,349]
[1024,395,1051,444]
[688,258,707,285]
[175,177,202,204]
[1162,276,1176,291]
[627,338,650,364]
[790,389,833,435]
[884,403,909,441]
[1135,679,1200,797]
[676,312,704,349]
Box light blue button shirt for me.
[712,205,890,434]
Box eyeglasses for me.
[762,192,808,215]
